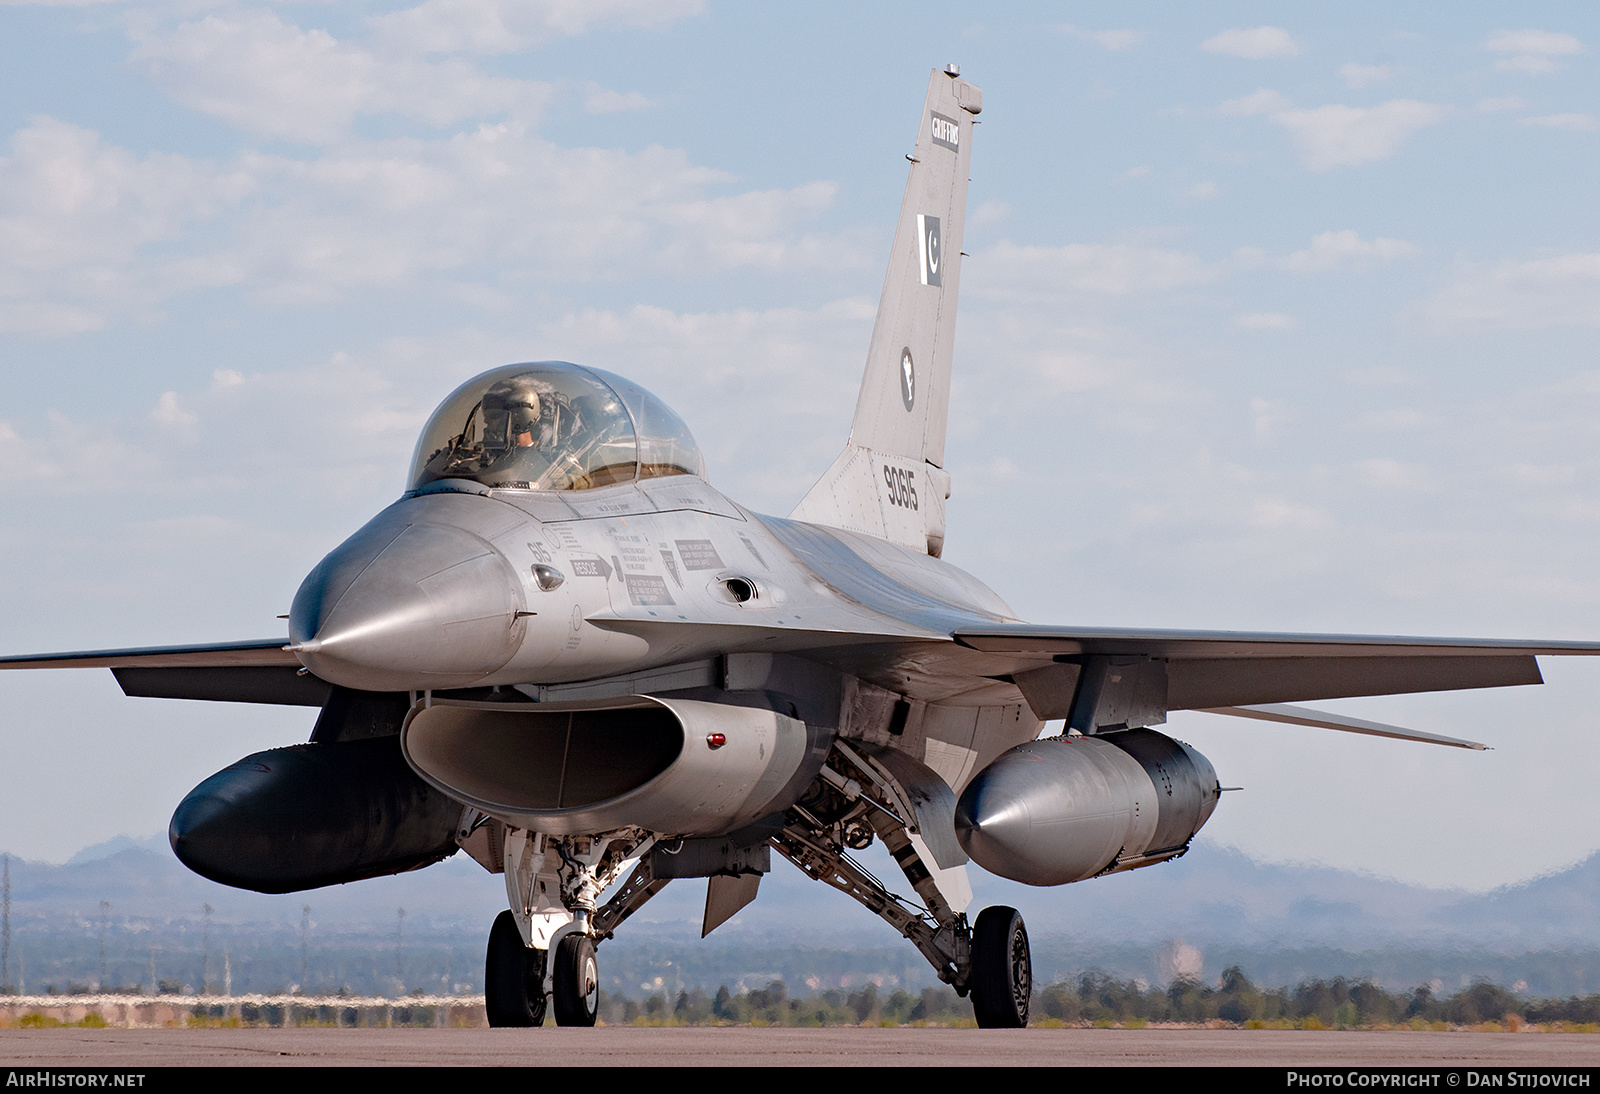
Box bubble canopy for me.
[409,362,706,492]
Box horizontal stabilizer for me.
[115,665,332,707]
[1198,702,1488,750]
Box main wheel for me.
[552,931,599,1026]
[485,910,547,1027]
[970,905,1031,1028]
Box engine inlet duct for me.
[401,695,818,836]
[954,728,1220,886]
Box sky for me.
[1,1,1599,894]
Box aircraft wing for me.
[6,621,1598,720]
[577,616,1600,716]
[952,623,1600,712]
[0,639,331,706]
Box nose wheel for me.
[970,905,1031,1028]
[552,931,600,1026]
[485,910,547,1027]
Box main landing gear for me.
[969,905,1031,1028]
[478,742,1039,1029]
[771,741,1035,1028]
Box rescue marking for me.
[570,557,612,579]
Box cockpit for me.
[408,362,705,492]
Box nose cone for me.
[290,513,526,691]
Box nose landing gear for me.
[483,917,600,1028]
[484,826,668,1028]
[552,932,600,1027]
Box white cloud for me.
[1202,27,1301,60]
[971,199,1010,225]
[234,135,845,300]
[1475,96,1529,113]
[1186,180,1220,200]
[369,0,707,56]
[1278,230,1417,272]
[0,113,860,332]
[1357,457,1434,492]
[130,10,554,144]
[1486,29,1584,74]
[1064,25,1144,52]
[1520,113,1599,133]
[1249,396,1295,438]
[1224,91,1447,169]
[1274,102,1447,170]
[150,391,197,438]
[1219,88,1293,116]
[1247,498,1330,529]
[0,117,252,335]
[1422,254,1600,331]
[1339,63,1393,89]
[582,83,655,114]
[972,241,1215,300]
[1235,312,1296,330]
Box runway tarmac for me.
[4,1027,1600,1067]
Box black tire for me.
[485,910,546,1027]
[552,931,599,1027]
[970,905,1031,1028]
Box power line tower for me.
[98,900,110,990]
[202,903,213,995]
[2,853,11,993]
[300,904,311,994]
[395,907,406,995]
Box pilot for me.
[479,374,553,485]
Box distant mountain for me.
[2,843,506,930]
[1437,853,1600,947]
[3,837,1597,997]
[65,834,169,866]
[6,836,1596,948]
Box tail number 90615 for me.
[883,465,918,511]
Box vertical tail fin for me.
[792,67,981,557]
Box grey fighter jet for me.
[6,68,1599,1028]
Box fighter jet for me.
[6,67,1598,1028]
